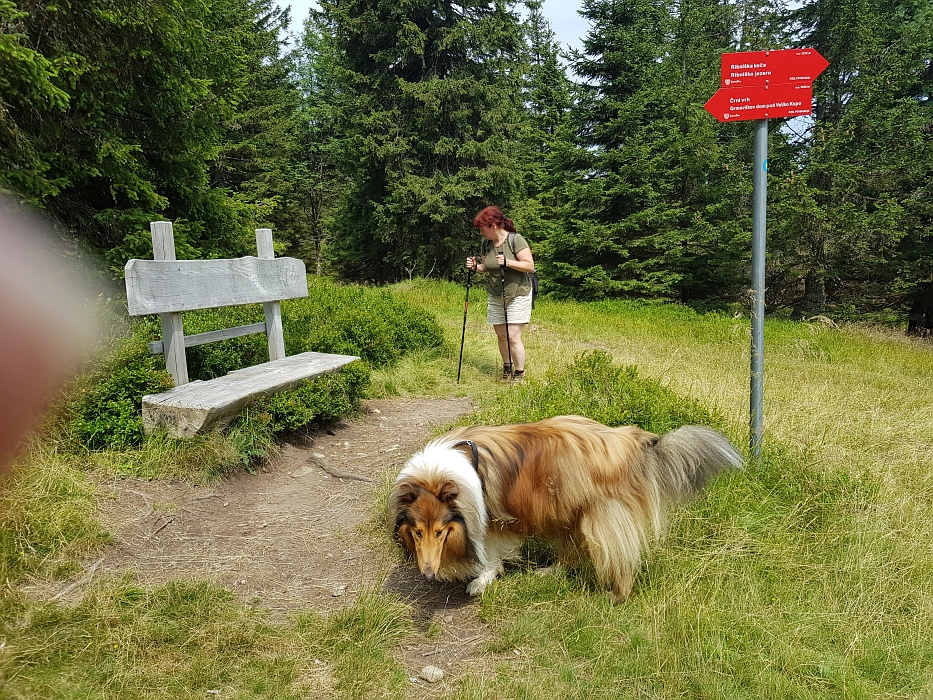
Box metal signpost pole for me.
[750,119,768,461]
[703,47,829,462]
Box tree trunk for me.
[802,268,827,316]
[906,283,933,337]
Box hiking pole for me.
[456,258,475,384]
[498,247,513,379]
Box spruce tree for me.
[772,0,933,327]
[289,13,350,273]
[0,0,72,202]
[548,0,750,301]
[212,1,305,250]
[317,0,529,281]
[0,0,280,269]
[511,0,575,276]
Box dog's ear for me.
[437,480,459,504]
[394,481,420,506]
[394,522,416,555]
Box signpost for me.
[703,48,828,462]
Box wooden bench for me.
[124,221,359,438]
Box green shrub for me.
[225,361,371,464]
[255,361,370,433]
[68,330,173,450]
[160,278,445,380]
[472,350,722,433]
[179,306,268,380]
[283,278,444,368]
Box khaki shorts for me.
[487,293,532,325]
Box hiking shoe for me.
[512,370,525,382]
[501,363,513,380]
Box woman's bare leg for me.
[493,323,511,370]
[493,323,525,372]
[508,324,525,372]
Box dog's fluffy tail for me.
[650,426,743,502]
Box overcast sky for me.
[281,0,589,53]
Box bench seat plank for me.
[142,351,360,438]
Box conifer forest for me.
[2,0,931,333]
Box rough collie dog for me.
[388,416,742,602]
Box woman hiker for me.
[465,206,535,381]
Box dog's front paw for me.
[466,570,497,596]
[465,579,486,596]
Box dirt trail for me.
[86,397,504,693]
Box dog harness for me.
[452,439,480,472]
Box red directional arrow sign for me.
[705,82,813,122]
[705,48,828,122]
[721,48,828,88]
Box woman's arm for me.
[466,256,487,273]
[496,247,534,273]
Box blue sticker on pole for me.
[763,159,769,171]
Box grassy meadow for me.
[2,278,932,698]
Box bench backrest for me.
[125,258,307,315]
[124,221,308,386]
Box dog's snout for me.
[423,566,435,581]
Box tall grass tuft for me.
[441,352,933,698]
[455,447,933,698]
[0,445,109,584]
[0,577,410,699]
[294,591,412,698]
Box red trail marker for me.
[704,82,813,122]
[721,48,829,88]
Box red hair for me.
[473,206,516,232]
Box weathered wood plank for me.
[161,312,188,385]
[256,228,286,361]
[141,351,359,438]
[148,323,268,355]
[151,221,188,385]
[125,257,309,316]
[151,221,177,262]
